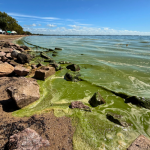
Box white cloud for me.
[47,24,57,27]
[68,25,80,29]
[32,24,36,26]
[24,24,37,27]
[8,12,59,20]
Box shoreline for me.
[0,35,74,150]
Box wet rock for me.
[64,72,82,82]
[49,48,54,51]
[52,53,57,57]
[50,63,62,71]
[106,112,131,127]
[70,101,91,111]
[89,92,106,107]
[0,51,6,57]
[53,51,57,53]
[20,45,30,50]
[0,63,14,76]
[8,128,50,150]
[55,47,62,50]
[14,66,30,76]
[34,66,55,80]
[17,53,29,64]
[66,64,80,71]
[125,96,150,109]
[44,59,55,63]
[127,135,150,150]
[40,52,51,59]
[7,77,40,108]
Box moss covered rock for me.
[64,72,82,82]
[89,92,105,107]
[66,64,80,71]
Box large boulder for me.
[66,64,80,71]
[8,128,50,150]
[7,77,40,108]
[14,65,30,76]
[17,53,29,64]
[0,63,14,77]
[34,66,55,80]
[127,135,150,150]
[106,112,131,127]
[125,96,150,109]
[11,50,20,58]
[89,92,106,107]
[70,101,91,111]
[64,72,82,82]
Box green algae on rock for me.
[64,72,82,82]
[89,92,106,107]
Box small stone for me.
[55,47,62,50]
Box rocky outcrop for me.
[8,128,50,150]
[7,77,40,109]
[127,135,150,150]
[66,64,80,71]
[64,72,82,82]
[14,65,30,76]
[69,101,91,111]
[0,63,14,77]
[89,92,106,107]
[125,96,150,109]
[106,112,131,127]
[34,66,55,80]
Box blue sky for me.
[1,0,150,35]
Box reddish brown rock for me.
[9,60,22,67]
[1,56,7,62]
[70,101,91,111]
[127,135,150,150]
[0,48,13,53]
[14,65,30,76]
[7,77,40,108]
[34,66,55,80]
[8,128,50,150]
[0,63,14,76]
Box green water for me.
[13,35,150,149]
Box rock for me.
[127,135,150,150]
[70,101,91,111]
[40,52,51,59]
[14,66,30,76]
[1,56,7,62]
[9,60,21,67]
[55,47,62,50]
[11,50,20,58]
[6,53,11,59]
[3,42,11,48]
[66,64,80,71]
[64,72,82,82]
[52,53,57,57]
[20,45,30,50]
[36,63,44,68]
[17,53,29,64]
[89,92,106,107]
[53,51,57,53]
[8,128,50,150]
[0,63,14,76]
[125,96,150,109]
[7,77,40,108]
[16,47,24,52]
[49,48,54,51]
[0,51,6,57]
[50,63,62,71]
[0,48,13,53]
[31,64,37,69]
[106,112,131,127]
[44,59,55,63]
[34,66,55,80]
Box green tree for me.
[0,11,24,34]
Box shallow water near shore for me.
[14,35,150,149]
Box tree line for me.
[0,11,32,35]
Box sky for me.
[1,0,150,35]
